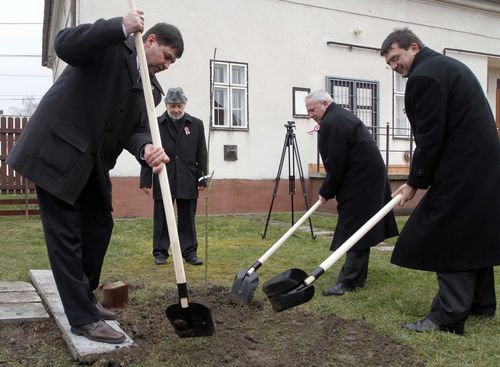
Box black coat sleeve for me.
[55,17,126,66]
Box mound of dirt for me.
[0,286,423,366]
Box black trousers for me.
[153,198,198,259]
[427,267,496,329]
[336,248,370,287]
[36,174,113,327]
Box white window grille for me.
[211,61,248,129]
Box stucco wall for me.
[47,0,499,182]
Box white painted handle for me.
[257,200,322,265]
[129,0,186,285]
[312,194,401,280]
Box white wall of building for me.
[56,0,500,177]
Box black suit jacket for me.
[7,17,163,209]
[140,112,208,200]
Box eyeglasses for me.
[387,54,400,66]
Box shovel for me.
[130,0,214,337]
[230,200,322,305]
[263,194,401,312]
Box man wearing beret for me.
[141,87,208,266]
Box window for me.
[393,73,411,138]
[211,61,248,129]
[326,77,379,140]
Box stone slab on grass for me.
[0,291,41,303]
[0,281,36,292]
[29,269,134,362]
[0,281,49,323]
[0,303,48,323]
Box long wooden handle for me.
[255,200,321,267]
[128,1,188,298]
[304,194,402,285]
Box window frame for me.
[210,60,249,131]
[392,72,412,139]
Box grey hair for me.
[305,90,333,104]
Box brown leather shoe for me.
[95,302,116,320]
[70,320,126,344]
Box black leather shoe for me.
[70,320,126,344]
[402,317,464,335]
[155,256,167,265]
[321,282,355,296]
[186,256,203,265]
[402,317,439,332]
[95,302,116,320]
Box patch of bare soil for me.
[0,286,423,366]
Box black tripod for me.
[261,121,316,240]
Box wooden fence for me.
[0,115,39,217]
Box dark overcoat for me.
[392,47,500,272]
[6,17,163,210]
[318,103,399,251]
[140,112,207,200]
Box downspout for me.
[41,0,53,67]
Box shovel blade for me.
[262,268,315,312]
[229,268,259,305]
[166,302,215,338]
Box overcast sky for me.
[0,0,53,115]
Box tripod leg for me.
[288,141,295,227]
[261,136,288,239]
[292,135,317,240]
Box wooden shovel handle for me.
[256,200,322,267]
[128,1,188,297]
[304,194,402,285]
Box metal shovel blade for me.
[262,268,315,312]
[166,302,215,338]
[229,268,259,305]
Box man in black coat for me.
[6,9,183,343]
[305,90,399,296]
[381,28,500,335]
[140,87,208,266]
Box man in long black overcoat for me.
[305,90,399,296]
[6,10,183,343]
[140,87,208,266]
[381,28,500,335]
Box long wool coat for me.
[6,17,163,210]
[391,47,500,272]
[318,103,399,252]
[140,112,208,200]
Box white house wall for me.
[51,0,499,178]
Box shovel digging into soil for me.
[263,194,401,312]
[230,200,322,305]
[130,0,214,337]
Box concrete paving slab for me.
[29,269,134,362]
[0,281,49,323]
[0,291,41,303]
[0,303,48,323]
[0,281,35,292]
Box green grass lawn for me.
[0,213,498,366]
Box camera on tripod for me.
[261,119,316,240]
